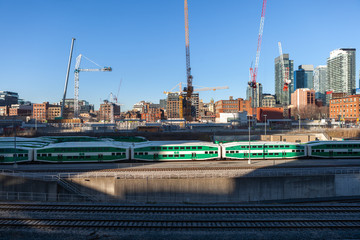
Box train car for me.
[34,141,130,163]
[0,143,33,164]
[131,141,221,161]
[221,141,306,160]
[307,141,360,158]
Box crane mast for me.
[184,0,193,121]
[61,38,75,118]
[249,0,267,89]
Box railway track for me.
[1,203,360,215]
[0,218,359,230]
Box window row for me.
[149,146,208,150]
[233,145,292,149]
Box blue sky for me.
[0,0,359,110]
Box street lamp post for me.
[13,117,17,169]
[264,114,267,136]
[248,115,251,165]
[298,114,301,131]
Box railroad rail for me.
[0,218,359,230]
[1,203,360,214]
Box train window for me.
[198,147,202,150]
[174,147,179,150]
[37,154,40,157]
[25,154,28,157]
[42,154,46,157]
[292,150,295,152]
[275,153,279,155]
[139,152,143,155]
[269,153,274,155]
[269,146,273,148]
[285,145,289,148]
[230,151,234,153]
[112,153,115,156]
[86,156,91,159]
[312,150,315,152]
[134,152,138,155]
[210,151,214,154]
[116,153,121,155]
[151,147,155,150]
[252,153,256,156]
[274,146,279,148]
[161,147,167,150]
[241,146,246,148]
[98,154,103,158]
[168,155,173,157]
[186,147,191,149]
[253,146,257,148]
[162,155,167,157]
[321,150,324,152]
[73,156,78,159]
[205,151,208,154]
[169,147,173,150]
[180,147,185,150]
[226,151,229,153]
[174,155,179,157]
[215,151,218,154]
[180,154,185,157]
[48,154,51,157]
[67,156,72,159]
[18,154,23,157]
[192,147,196,149]
[0,156,4,160]
[264,153,268,155]
[145,152,148,155]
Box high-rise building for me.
[0,91,18,107]
[294,65,314,90]
[275,54,294,105]
[246,82,263,108]
[313,65,328,105]
[327,48,356,95]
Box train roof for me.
[306,140,360,145]
[221,141,303,147]
[132,140,218,148]
[40,141,131,149]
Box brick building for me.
[9,104,32,117]
[329,95,360,122]
[215,96,253,118]
[256,107,284,122]
[33,102,49,122]
[141,102,164,122]
[99,101,121,122]
[291,88,315,110]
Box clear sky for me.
[0,0,359,110]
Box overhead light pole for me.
[248,115,251,165]
[298,114,301,131]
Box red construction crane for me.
[248,0,267,89]
[183,0,193,121]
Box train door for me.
[153,153,159,160]
[263,144,266,159]
[191,152,196,160]
[329,150,333,158]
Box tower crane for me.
[248,0,267,89]
[278,42,290,91]
[183,0,193,121]
[74,54,112,118]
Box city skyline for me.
[0,0,359,110]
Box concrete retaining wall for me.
[70,174,360,203]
